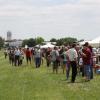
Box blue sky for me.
[0,0,100,40]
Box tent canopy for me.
[79,37,100,48]
[79,41,91,45]
[89,37,100,48]
[40,43,55,48]
[90,37,100,44]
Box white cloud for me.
[0,0,100,40]
[80,0,100,5]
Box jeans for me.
[15,55,20,66]
[35,57,41,68]
[90,65,93,79]
[84,65,91,80]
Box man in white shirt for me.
[34,48,42,68]
[68,44,78,83]
[14,48,20,66]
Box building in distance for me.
[5,31,23,47]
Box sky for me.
[0,0,100,41]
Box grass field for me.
[0,50,100,100]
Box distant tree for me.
[22,38,36,47]
[5,43,9,48]
[27,38,36,47]
[0,36,4,49]
[56,39,63,46]
[22,39,28,47]
[78,39,84,42]
[56,37,77,46]
[63,37,77,45]
[36,37,44,44]
[50,38,57,42]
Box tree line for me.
[0,36,78,48]
[0,36,4,50]
[22,37,77,47]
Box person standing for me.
[14,48,20,66]
[59,46,64,67]
[82,43,92,81]
[46,48,51,67]
[4,49,8,59]
[51,47,59,74]
[62,47,69,74]
[25,48,31,65]
[34,48,42,68]
[10,49,15,66]
[19,48,24,66]
[68,44,78,83]
[88,45,94,79]
[8,49,12,64]
[31,48,35,60]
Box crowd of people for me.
[4,42,97,83]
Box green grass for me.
[0,50,100,100]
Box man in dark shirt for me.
[25,48,31,65]
[82,43,91,81]
[46,48,51,67]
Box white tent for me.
[90,37,100,43]
[79,40,91,45]
[89,37,100,48]
[40,43,55,48]
[79,37,100,48]
[35,44,40,48]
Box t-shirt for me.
[63,51,69,62]
[51,50,59,61]
[15,50,20,56]
[82,48,91,65]
[68,48,78,61]
[26,50,31,57]
[34,49,41,58]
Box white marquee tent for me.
[40,43,55,48]
[79,40,91,45]
[79,37,100,48]
[89,37,100,47]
